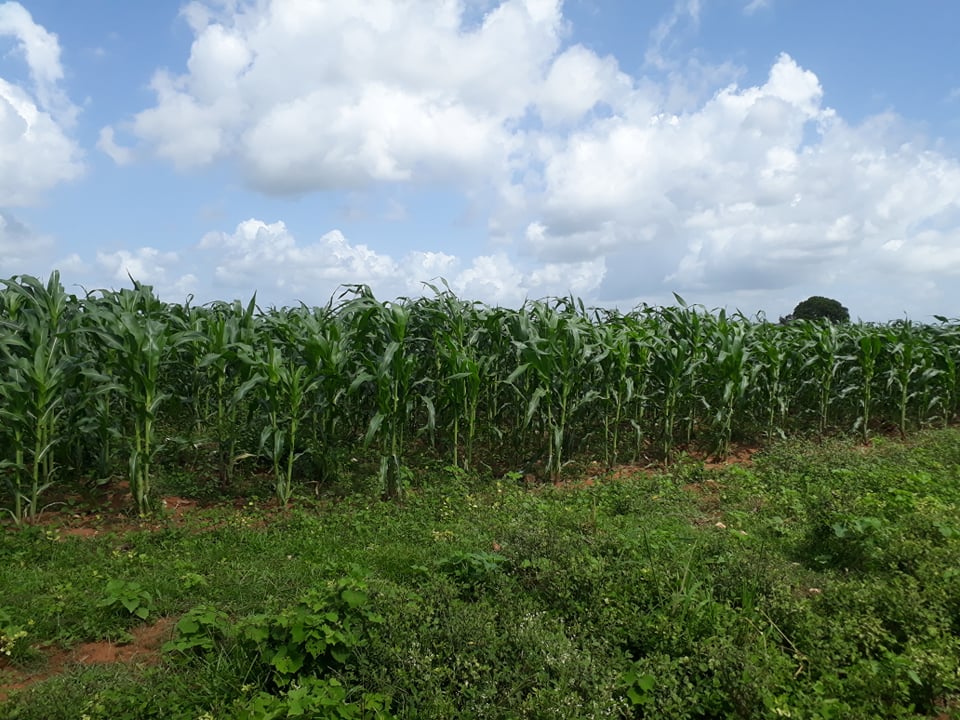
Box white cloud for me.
[96,247,181,286]
[518,52,960,317]
[200,219,420,300]
[0,210,53,275]
[528,257,606,295]
[124,0,565,192]
[0,2,82,204]
[645,0,702,70]
[101,2,960,319]
[195,218,602,307]
[56,252,89,276]
[0,1,76,125]
[743,0,771,15]
[96,126,134,165]
[538,44,632,124]
[451,253,527,306]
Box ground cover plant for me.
[0,429,958,718]
[2,273,960,717]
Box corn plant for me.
[883,320,934,436]
[594,311,650,468]
[797,321,851,435]
[85,281,195,514]
[507,298,600,481]
[477,306,518,449]
[853,331,883,441]
[646,303,704,460]
[592,315,628,468]
[345,292,430,498]
[707,312,759,457]
[0,273,77,523]
[69,298,124,480]
[901,329,945,431]
[239,329,321,506]
[5,269,960,510]
[284,304,351,486]
[416,284,485,471]
[622,312,654,463]
[929,318,960,426]
[196,296,260,489]
[753,321,807,440]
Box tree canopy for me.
[788,296,850,324]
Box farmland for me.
[1,272,960,718]
[2,272,960,516]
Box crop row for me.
[2,272,959,519]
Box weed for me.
[97,579,153,620]
[0,608,34,665]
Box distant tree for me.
[790,296,850,324]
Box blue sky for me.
[2,0,959,320]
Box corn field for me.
[2,273,959,520]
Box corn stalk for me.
[239,337,320,506]
[86,281,195,514]
[345,292,430,499]
[508,298,599,482]
[0,273,77,523]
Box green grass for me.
[2,431,960,719]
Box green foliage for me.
[3,348,960,720]
[236,576,383,685]
[0,272,77,523]
[162,604,230,654]
[791,295,851,324]
[232,676,394,720]
[242,339,321,505]
[83,279,199,514]
[0,607,33,663]
[436,550,507,597]
[4,271,960,513]
[96,579,154,620]
[506,296,601,480]
[620,668,656,707]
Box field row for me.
[2,272,960,517]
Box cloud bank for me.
[6,0,960,319]
[0,2,82,205]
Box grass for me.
[1,431,960,718]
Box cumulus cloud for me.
[105,1,960,319]
[521,53,960,317]
[122,0,565,193]
[0,2,82,204]
[538,44,633,125]
[0,1,76,124]
[196,218,603,307]
[96,247,181,287]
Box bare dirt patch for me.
[555,442,760,487]
[57,526,100,539]
[703,444,757,469]
[69,617,174,665]
[161,496,198,519]
[0,617,175,703]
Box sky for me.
[2,0,960,321]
